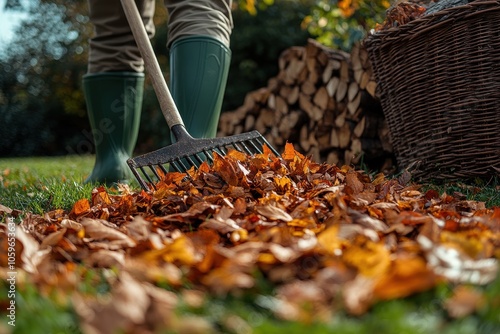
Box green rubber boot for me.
[82,72,144,185]
[169,36,231,141]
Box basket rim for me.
[364,0,500,44]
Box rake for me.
[121,0,280,191]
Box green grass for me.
[424,178,500,208]
[0,155,101,214]
[1,155,499,333]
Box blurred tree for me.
[224,0,313,111]
[0,0,90,157]
[303,0,391,51]
[3,0,23,10]
[236,0,275,14]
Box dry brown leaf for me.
[86,249,125,268]
[444,285,485,318]
[343,275,375,316]
[123,216,151,241]
[74,272,150,334]
[40,228,67,248]
[345,171,364,195]
[202,261,255,295]
[16,227,50,274]
[274,280,331,323]
[256,204,293,222]
[199,206,241,234]
[80,218,136,248]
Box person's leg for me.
[164,0,233,141]
[84,0,155,185]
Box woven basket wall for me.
[364,0,500,181]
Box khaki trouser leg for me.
[87,0,156,73]
[163,0,233,48]
[87,0,233,73]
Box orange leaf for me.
[282,142,304,160]
[91,186,112,206]
[373,255,437,300]
[212,152,240,186]
[70,198,90,216]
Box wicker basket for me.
[364,0,500,181]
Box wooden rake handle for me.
[120,0,184,129]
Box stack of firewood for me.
[218,39,395,172]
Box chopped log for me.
[354,69,363,85]
[338,122,352,149]
[313,86,329,110]
[307,146,321,163]
[300,124,311,152]
[326,77,340,97]
[276,95,288,115]
[323,59,342,83]
[335,110,347,128]
[348,82,359,102]
[244,114,255,132]
[340,60,349,82]
[326,150,340,165]
[286,86,300,105]
[335,80,348,102]
[366,80,377,98]
[301,80,316,96]
[267,94,275,110]
[359,71,371,90]
[347,93,361,116]
[330,128,340,148]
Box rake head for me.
[127,130,279,191]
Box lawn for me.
[1,154,499,334]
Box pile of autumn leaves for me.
[1,144,500,332]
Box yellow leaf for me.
[317,225,342,254]
[144,235,199,266]
[373,255,437,300]
[342,236,390,277]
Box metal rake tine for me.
[243,140,258,154]
[234,141,253,154]
[217,146,227,156]
[150,165,162,180]
[137,167,155,191]
[140,166,155,185]
[158,163,169,175]
[193,153,205,165]
[172,159,185,172]
[185,155,199,168]
[250,139,264,153]
[204,151,214,163]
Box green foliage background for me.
[0,0,390,157]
